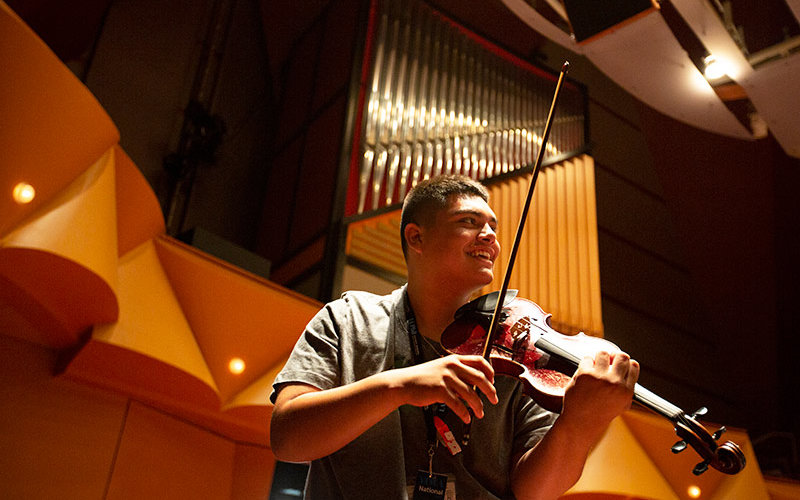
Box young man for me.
[270,175,639,499]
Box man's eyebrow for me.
[451,209,498,225]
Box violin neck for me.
[533,334,685,422]
[633,384,684,422]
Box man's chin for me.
[475,270,495,287]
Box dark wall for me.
[257,0,364,297]
[639,105,800,454]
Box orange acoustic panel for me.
[564,415,680,499]
[618,409,766,500]
[483,155,603,337]
[114,144,165,256]
[153,235,322,406]
[63,234,323,445]
[563,408,768,500]
[222,362,286,441]
[0,150,120,347]
[0,1,119,238]
[764,478,800,500]
[66,239,219,410]
[232,443,277,499]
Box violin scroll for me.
[672,410,746,475]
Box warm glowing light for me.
[689,66,714,93]
[687,485,702,498]
[228,357,246,374]
[12,182,35,204]
[703,54,728,80]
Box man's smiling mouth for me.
[468,249,493,261]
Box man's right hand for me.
[388,354,498,423]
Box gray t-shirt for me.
[271,286,557,499]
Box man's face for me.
[419,194,500,289]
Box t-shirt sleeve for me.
[269,300,344,403]
[512,393,559,455]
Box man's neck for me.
[406,279,472,343]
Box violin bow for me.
[481,61,571,360]
[471,61,746,476]
[461,62,569,448]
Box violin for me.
[439,61,746,476]
[440,290,747,476]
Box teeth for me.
[469,250,491,260]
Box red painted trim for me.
[344,0,380,217]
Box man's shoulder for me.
[318,287,406,331]
[335,286,405,309]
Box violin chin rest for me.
[458,290,519,315]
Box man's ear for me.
[404,223,423,255]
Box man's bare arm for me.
[269,355,499,462]
[509,351,640,500]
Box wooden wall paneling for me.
[583,157,603,337]
[232,442,276,500]
[0,335,127,499]
[574,157,591,332]
[535,171,550,311]
[545,164,561,324]
[589,102,663,195]
[594,167,684,262]
[555,161,570,329]
[483,155,602,337]
[565,158,580,332]
[106,401,236,500]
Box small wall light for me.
[12,182,36,204]
[687,485,702,498]
[703,54,727,80]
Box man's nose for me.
[479,223,497,242]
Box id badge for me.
[412,471,456,499]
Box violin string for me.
[633,384,682,420]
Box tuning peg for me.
[693,460,710,475]
[692,407,708,418]
[712,426,727,440]
[671,440,688,453]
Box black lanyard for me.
[404,295,442,451]
[405,293,474,450]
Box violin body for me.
[442,295,609,413]
[441,291,747,476]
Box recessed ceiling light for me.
[12,182,35,204]
[228,357,246,375]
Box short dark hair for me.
[400,175,489,258]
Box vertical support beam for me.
[320,0,374,302]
